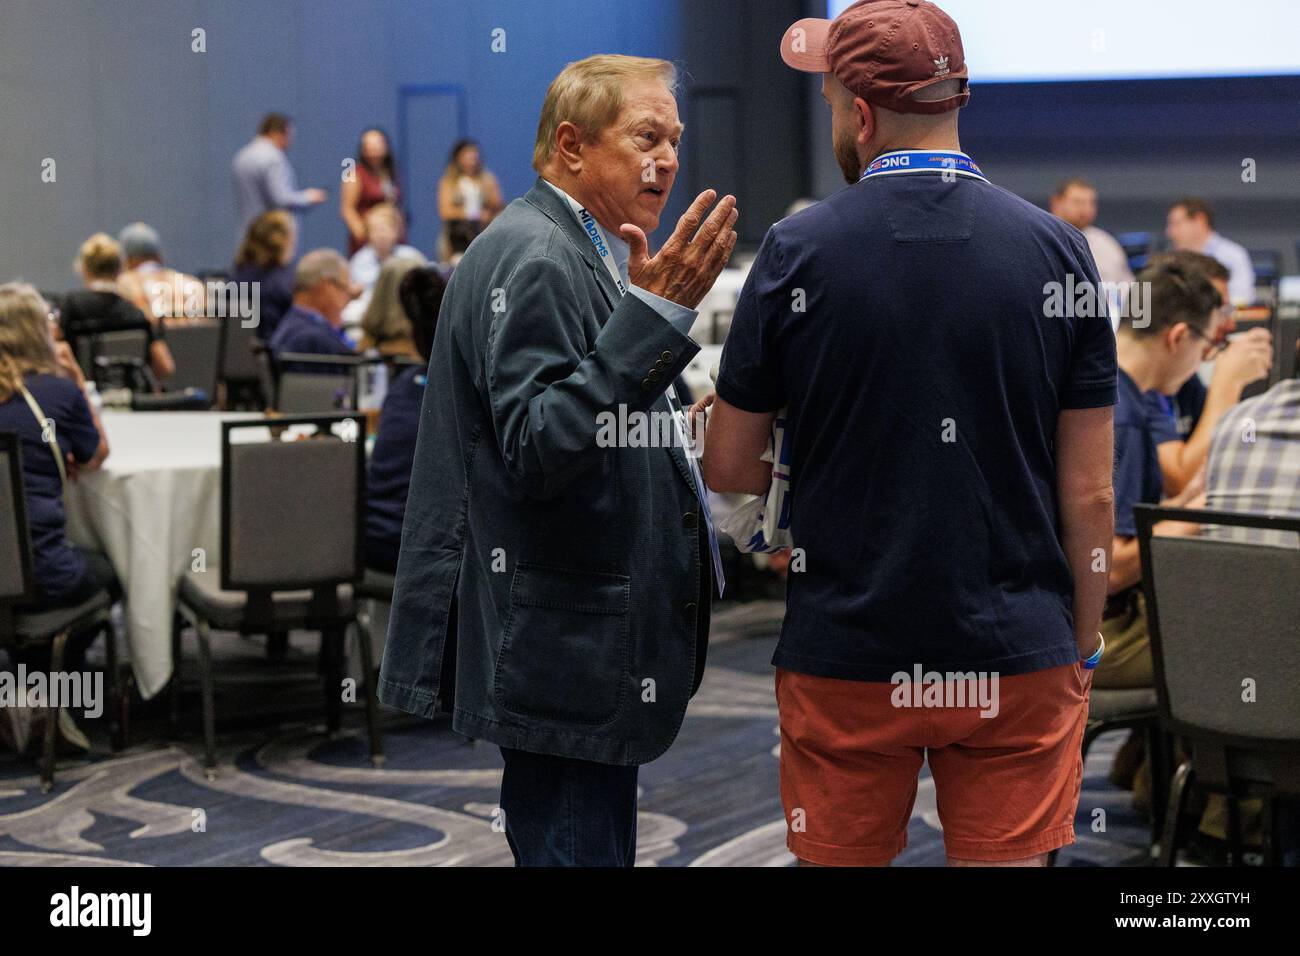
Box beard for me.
[834,128,862,185]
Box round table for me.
[64,411,263,699]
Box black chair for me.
[1136,504,1300,867]
[219,315,269,410]
[162,318,223,405]
[0,431,120,791]
[173,414,382,776]
[271,353,361,414]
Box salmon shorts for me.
[776,661,1091,865]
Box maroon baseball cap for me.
[781,0,970,114]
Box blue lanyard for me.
[859,150,988,183]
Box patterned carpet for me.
[0,600,1150,866]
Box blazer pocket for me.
[493,564,631,725]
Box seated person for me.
[0,283,113,609]
[231,210,297,343]
[115,221,206,323]
[359,257,426,358]
[1095,258,1217,690]
[268,249,359,375]
[348,203,424,292]
[1143,252,1273,495]
[60,233,175,383]
[364,266,446,573]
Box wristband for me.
[1081,633,1105,670]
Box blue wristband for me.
[1082,633,1105,670]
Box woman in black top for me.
[61,233,174,385]
[231,210,297,342]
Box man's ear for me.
[853,96,875,145]
[554,121,584,174]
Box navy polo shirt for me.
[0,373,101,598]
[716,156,1117,681]
[268,304,354,373]
[1172,374,1207,440]
[1115,370,1167,538]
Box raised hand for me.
[619,190,738,310]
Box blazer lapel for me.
[522,178,620,312]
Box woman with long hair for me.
[436,138,502,262]
[0,283,112,608]
[341,127,403,256]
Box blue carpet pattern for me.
[0,602,1150,866]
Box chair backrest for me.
[220,315,264,382]
[163,318,223,395]
[1137,505,1300,749]
[95,328,151,363]
[0,431,34,604]
[277,372,357,414]
[220,414,364,593]
[272,353,360,414]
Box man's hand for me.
[304,188,328,205]
[687,392,714,440]
[1212,327,1273,394]
[620,190,738,309]
[53,340,86,386]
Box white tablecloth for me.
[64,411,263,699]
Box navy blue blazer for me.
[378,179,713,765]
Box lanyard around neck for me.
[554,187,628,297]
[859,150,988,183]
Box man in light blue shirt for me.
[1167,197,1256,305]
[231,113,327,244]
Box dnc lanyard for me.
[555,183,727,597]
[859,149,989,183]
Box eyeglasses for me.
[1187,323,1225,360]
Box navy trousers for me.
[498,746,639,867]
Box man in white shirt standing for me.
[1049,177,1134,289]
[1167,197,1257,306]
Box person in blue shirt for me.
[268,249,360,375]
[364,267,447,574]
[0,283,114,609]
[1142,252,1273,497]
[1095,258,1222,690]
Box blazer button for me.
[661,350,673,362]
[647,369,660,382]
[641,378,652,389]
[653,359,666,371]
[684,601,697,616]
[683,511,697,529]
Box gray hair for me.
[118,221,162,261]
[294,248,349,294]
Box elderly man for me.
[702,0,1116,867]
[268,248,359,373]
[116,221,207,322]
[378,54,737,867]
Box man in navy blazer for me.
[378,54,738,866]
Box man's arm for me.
[701,398,775,496]
[1055,406,1115,655]
[265,152,322,211]
[488,191,736,500]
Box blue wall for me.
[0,0,685,289]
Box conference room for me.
[1,0,1297,912]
